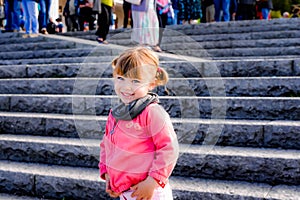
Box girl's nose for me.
[122,81,132,91]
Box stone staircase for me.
[0,18,299,199]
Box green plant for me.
[272,0,300,14]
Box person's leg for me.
[123,2,130,28]
[46,0,52,25]
[222,0,230,22]
[11,0,20,31]
[213,0,221,22]
[96,4,111,42]
[261,8,269,20]
[4,0,12,31]
[39,0,46,31]
[29,0,39,34]
[22,0,30,34]
[173,9,178,25]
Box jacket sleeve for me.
[99,112,112,180]
[146,104,179,184]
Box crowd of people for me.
[0,0,299,45]
[0,0,63,37]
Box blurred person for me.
[3,0,20,32]
[22,0,39,38]
[131,0,161,52]
[46,16,56,34]
[258,0,272,20]
[95,0,112,43]
[202,0,214,22]
[114,0,124,29]
[291,7,299,18]
[78,0,95,31]
[63,0,80,32]
[230,0,237,20]
[55,17,64,32]
[237,0,255,20]
[214,0,230,22]
[123,0,132,28]
[0,0,4,29]
[156,0,169,45]
[178,0,201,24]
[282,11,289,18]
[39,0,52,34]
[171,0,179,24]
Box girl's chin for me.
[120,98,134,104]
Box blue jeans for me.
[4,0,20,31]
[22,0,39,34]
[173,9,179,25]
[39,0,52,30]
[261,8,270,20]
[214,0,230,22]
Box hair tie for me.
[157,67,162,73]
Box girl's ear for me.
[148,82,156,91]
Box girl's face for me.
[114,67,155,104]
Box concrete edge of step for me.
[1,160,300,199]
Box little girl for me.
[99,46,179,200]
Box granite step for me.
[0,35,47,45]
[0,77,299,97]
[0,134,299,185]
[1,160,299,200]
[0,56,115,66]
[0,58,299,78]
[78,31,300,58]
[165,30,300,44]
[160,38,300,50]
[166,18,300,34]
[68,19,300,40]
[0,193,45,200]
[0,41,77,52]
[166,22,300,35]
[0,47,120,60]
[107,30,300,46]
[0,94,299,120]
[165,46,300,58]
[0,112,299,149]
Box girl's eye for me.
[116,76,124,81]
[132,79,141,84]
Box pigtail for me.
[156,67,169,86]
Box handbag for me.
[125,0,141,5]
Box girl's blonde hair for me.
[111,46,168,86]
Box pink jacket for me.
[99,103,179,193]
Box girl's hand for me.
[104,174,121,198]
[130,176,159,200]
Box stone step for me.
[166,23,300,37]
[0,47,120,60]
[0,77,299,97]
[1,160,299,200]
[0,56,115,66]
[0,35,47,45]
[0,94,299,120]
[76,35,300,58]
[0,134,299,185]
[0,41,77,52]
[86,31,300,58]
[77,30,300,50]
[68,18,300,40]
[0,112,299,149]
[167,46,300,58]
[161,38,300,50]
[0,193,44,200]
[164,30,300,46]
[0,58,299,78]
